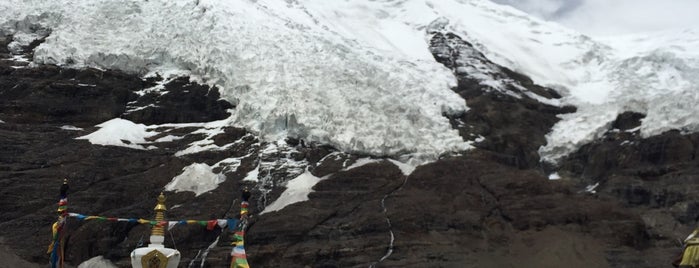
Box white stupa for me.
[130,193,181,268]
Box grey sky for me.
[491,0,699,36]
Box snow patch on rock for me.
[548,172,561,180]
[261,170,324,214]
[164,163,225,197]
[243,164,260,183]
[78,255,117,268]
[60,125,83,131]
[388,159,416,176]
[77,118,157,150]
[344,158,383,171]
[173,118,242,156]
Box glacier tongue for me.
[538,31,699,164]
[0,0,470,160]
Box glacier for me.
[0,0,470,162]
[2,0,699,164]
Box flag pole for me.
[230,187,251,268]
[48,178,69,268]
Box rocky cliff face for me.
[0,31,695,268]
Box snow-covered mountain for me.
[2,0,698,165]
[5,1,699,267]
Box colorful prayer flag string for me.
[66,213,238,230]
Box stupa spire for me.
[130,192,180,268]
[151,192,166,237]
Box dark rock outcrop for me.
[247,161,405,267]
[429,31,575,169]
[0,65,143,125]
[382,153,650,267]
[123,76,233,125]
[557,118,699,267]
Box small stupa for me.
[130,193,181,268]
